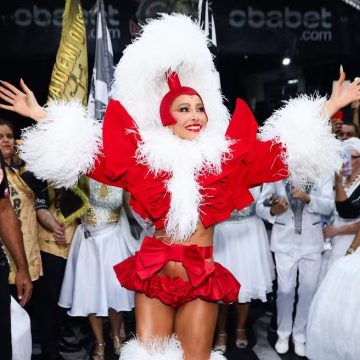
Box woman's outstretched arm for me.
[0,79,47,121]
[0,79,102,188]
[258,68,360,187]
[325,67,360,117]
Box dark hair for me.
[0,119,15,135]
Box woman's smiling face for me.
[168,94,208,140]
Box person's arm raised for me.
[258,67,360,188]
[0,79,102,189]
[0,79,47,121]
[325,66,360,118]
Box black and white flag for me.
[198,0,220,85]
[340,0,360,11]
[88,0,114,121]
[198,0,217,49]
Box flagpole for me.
[198,0,220,86]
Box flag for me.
[48,0,88,105]
[340,0,360,11]
[84,0,115,233]
[198,0,220,85]
[47,0,90,222]
[88,0,114,121]
[198,0,217,49]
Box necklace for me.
[343,171,360,190]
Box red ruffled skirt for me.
[114,236,240,308]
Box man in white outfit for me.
[256,179,333,357]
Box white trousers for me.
[275,252,321,343]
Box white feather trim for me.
[210,351,227,360]
[136,127,232,242]
[111,14,229,136]
[19,100,102,188]
[259,95,343,186]
[119,336,183,360]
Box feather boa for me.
[19,100,102,188]
[259,94,343,186]
[136,126,232,242]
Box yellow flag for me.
[46,0,90,226]
[48,0,88,104]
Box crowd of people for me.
[0,13,360,360]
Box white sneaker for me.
[275,337,289,354]
[293,340,306,357]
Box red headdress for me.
[159,72,203,126]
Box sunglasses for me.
[351,155,360,159]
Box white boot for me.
[119,336,184,360]
[210,350,227,359]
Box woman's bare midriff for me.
[153,222,214,281]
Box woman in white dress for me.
[306,228,360,360]
[306,137,360,360]
[58,179,137,359]
[213,187,274,352]
[322,137,360,273]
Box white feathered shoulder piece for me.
[19,100,102,188]
[259,94,343,186]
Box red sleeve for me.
[226,98,258,143]
[226,98,288,188]
[88,99,139,189]
[244,140,288,187]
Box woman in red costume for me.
[1,14,359,360]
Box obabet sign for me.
[229,6,332,31]
[215,0,343,55]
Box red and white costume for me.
[89,98,286,308]
[18,13,342,360]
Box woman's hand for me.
[323,224,339,238]
[335,172,343,183]
[326,66,360,117]
[292,187,311,203]
[270,196,288,216]
[0,79,47,122]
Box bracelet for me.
[345,247,356,255]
